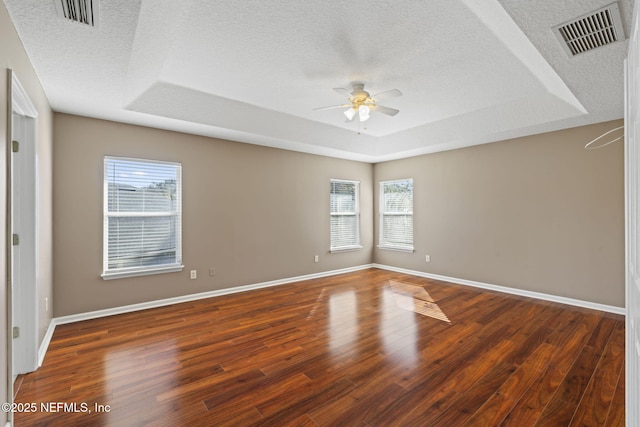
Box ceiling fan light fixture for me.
[344,107,356,120]
[358,105,370,122]
[315,83,401,125]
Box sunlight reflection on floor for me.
[304,281,449,364]
[389,281,451,323]
[381,286,418,366]
[328,289,358,351]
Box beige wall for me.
[53,113,373,316]
[1,1,54,419]
[54,114,625,316]
[374,120,625,307]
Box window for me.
[102,157,183,279]
[379,178,414,252]
[330,179,362,252]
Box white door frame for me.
[7,70,39,390]
[626,1,640,423]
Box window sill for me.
[377,245,415,253]
[330,245,363,253]
[102,264,184,281]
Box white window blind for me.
[379,178,414,252]
[102,157,183,279]
[330,179,362,251]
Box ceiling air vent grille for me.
[552,2,625,56]
[54,0,98,27]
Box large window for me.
[102,157,183,279]
[330,179,362,252]
[379,178,414,252]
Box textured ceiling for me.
[3,0,634,162]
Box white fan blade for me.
[373,105,399,116]
[372,89,402,101]
[333,88,353,98]
[314,104,349,111]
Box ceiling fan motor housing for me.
[350,83,372,107]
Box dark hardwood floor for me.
[14,268,625,426]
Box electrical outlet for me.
[314,255,319,263]
[190,270,197,280]
[425,255,431,262]
[209,267,215,277]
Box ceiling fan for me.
[314,83,402,122]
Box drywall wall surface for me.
[374,120,624,307]
[53,113,373,316]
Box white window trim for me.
[102,264,184,281]
[102,156,184,280]
[379,178,414,253]
[330,178,362,253]
[330,245,364,253]
[376,244,415,253]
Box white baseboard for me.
[54,264,374,325]
[38,319,56,367]
[373,263,626,315]
[39,263,623,373]
[53,263,626,326]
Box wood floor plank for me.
[569,321,625,426]
[535,343,603,424]
[464,343,557,426]
[254,377,357,425]
[604,363,625,427]
[422,361,519,426]
[307,382,406,426]
[500,310,603,426]
[365,339,521,425]
[14,268,624,426]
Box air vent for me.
[552,2,624,56]
[54,0,98,27]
